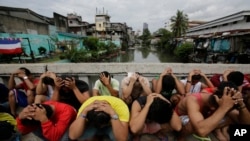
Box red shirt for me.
[17,101,77,141]
[19,78,39,92]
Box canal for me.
[87,47,181,89]
[107,47,182,63]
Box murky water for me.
[107,47,181,63]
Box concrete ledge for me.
[0,63,249,76]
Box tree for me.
[170,10,189,38]
[174,42,193,63]
[139,28,151,47]
[154,28,174,52]
[83,37,99,51]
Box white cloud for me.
[0,0,249,33]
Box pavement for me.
[20,132,219,141]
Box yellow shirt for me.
[77,96,130,122]
[0,112,17,131]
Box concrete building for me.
[67,13,89,36]
[84,8,133,48]
[0,6,135,51]
[186,11,250,38]
[185,10,250,64]
[143,22,148,30]
[0,6,69,35]
[0,6,51,35]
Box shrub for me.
[174,42,194,63]
[38,47,47,55]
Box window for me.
[246,16,250,22]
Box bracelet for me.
[238,105,246,110]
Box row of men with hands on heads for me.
[0,66,250,141]
[0,68,121,141]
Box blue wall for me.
[0,33,53,56]
[0,33,86,56]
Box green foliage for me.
[61,36,118,62]
[105,41,117,53]
[83,37,99,51]
[174,42,193,62]
[121,41,128,51]
[64,47,90,62]
[155,28,174,52]
[38,46,47,55]
[140,28,151,47]
[98,42,106,50]
[171,10,189,38]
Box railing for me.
[0,63,249,88]
[0,63,249,76]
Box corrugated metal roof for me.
[187,10,250,33]
[0,6,49,24]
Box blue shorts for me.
[12,89,28,107]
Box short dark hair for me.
[21,104,53,126]
[208,81,238,108]
[19,67,31,76]
[147,97,173,124]
[101,71,110,77]
[59,80,89,96]
[214,81,238,98]
[192,74,202,81]
[86,109,111,127]
[42,76,55,85]
[162,75,175,92]
[227,71,244,86]
[76,80,89,93]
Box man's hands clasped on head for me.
[18,104,49,122]
[82,100,115,116]
[99,73,110,86]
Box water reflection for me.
[108,47,181,63]
[79,47,182,92]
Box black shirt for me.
[59,80,89,110]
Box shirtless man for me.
[175,81,249,141]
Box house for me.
[0,6,51,34]
[67,13,89,36]
[185,10,250,64]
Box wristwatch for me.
[111,114,119,120]
[23,76,28,80]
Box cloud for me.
[0,0,249,33]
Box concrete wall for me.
[0,63,249,91]
[0,63,249,76]
[0,33,52,55]
[0,15,48,34]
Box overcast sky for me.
[1,0,249,33]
